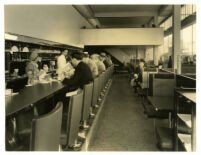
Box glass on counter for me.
[13,69,19,77]
[5,89,13,96]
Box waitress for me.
[26,50,41,85]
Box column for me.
[172,5,181,74]
[154,14,158,27]
[137,46,139,59]
[153,14,159,66]
[153,46,159,66]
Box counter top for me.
[6,81,65,116]
[177,90,196,103]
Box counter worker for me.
[57,49,75,81]
[23,50,41,125]
[26,50,42,85]
[82,52,99,78]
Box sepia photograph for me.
[1,0,199,153]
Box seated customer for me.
[91,54,106,74]
[106,55,113,66]
[62,52,93,90]
[82,52,99,78]
[133,62,142,93]
[100,52,110,68]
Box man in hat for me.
[62,51,93,90]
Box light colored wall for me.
[145,46,154,61]
[137,46,146,59]
[80,28,164,46]
[5,5,92,48]
[120,48,137,58]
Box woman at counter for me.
[25,50,42,85]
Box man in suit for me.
[62,52,93,90]
[60,52,93,149]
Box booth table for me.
[147,96,174,112]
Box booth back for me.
[149,73,175,97]
[141,70,158,89]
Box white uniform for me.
[57,55,74,80]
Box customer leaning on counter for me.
[62,51,93,91]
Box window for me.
[180,23,196,67]
[193,5,196,14]
[160,23,165,28]
[164,36,169,53]
[181,25,193,54]
[164,16,172,31]
[159,4,196,69]
[192,23,196,55]
[181,4,196,20]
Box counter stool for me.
[17,102,63,151]
[81,82,93,130]
[60,90,84,150]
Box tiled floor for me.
[88,74,159,151]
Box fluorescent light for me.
[5,33,18,40]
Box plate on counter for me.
[26,84,33,87]
[5,92,19,96]
[51,79,59,82]
[39,81,50,84]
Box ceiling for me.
[74,5,173,28]
[89,5,161,12]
